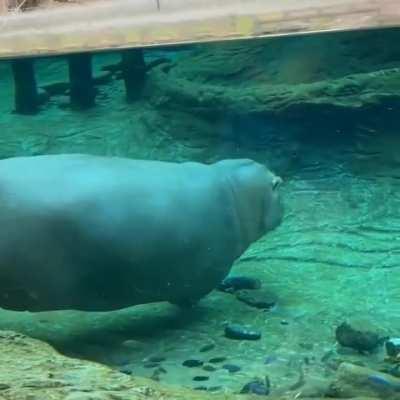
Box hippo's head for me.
[262,168,283,233]
[217,159,283,253]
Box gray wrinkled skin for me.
[0,154,283,311]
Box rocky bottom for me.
[0,329,395,400]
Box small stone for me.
[203,365,217,372]
[218,276,261,292]
[240,379,270,396]
[182,359,203,368]
[224,324,261,341]
[222,364,241,373]
[193,376,209,381]
[235,290,276,310]
[194,386,208,391]
[208,357,226,364]
[280,320,289,325]
[199,344,215,353]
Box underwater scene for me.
[1,27,400,400]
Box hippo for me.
[0,154,283,311]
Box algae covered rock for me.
[146,29,400,142]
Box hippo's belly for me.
[0,155,239,311]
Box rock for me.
[182,359,203,368]
[222,364,241,373]
[208,357,226,364]
[386,338,400,358]
[0,329,241,400]
[235,290,276,310]
[148,30,400,124]
[218,276,261,293]
[193,376,209,381]
[199,344,215,353]
[202,365,217,372]
[240,378,270,396]
[332,362,400,398]
[335,322,381,353]
[224,324,261,341]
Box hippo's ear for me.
[272,176,282,190]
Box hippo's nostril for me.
[272,176,282,190]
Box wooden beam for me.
[0,0,399,59]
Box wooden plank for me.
[0,0,399,59]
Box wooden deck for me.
[0,0,399,59]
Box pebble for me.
[235,290,276,310]
[208,357,226,364]
[224,324,261,341]
[240,379,270,396]
[182,359,203,368]
[203,365,217,372]
[218,276,261,293]
[193,376,209,381]
[199,344,215,353]
[222,364,241,373]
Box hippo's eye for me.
[272,176,282,190]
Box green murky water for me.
[1,28,400,399]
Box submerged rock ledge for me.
[149,67,400,117]
[0,329,380,400]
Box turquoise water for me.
[1,28,400,399]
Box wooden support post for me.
[121,49,146,103]
[68,53,95,110]
[11,58,38,115]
